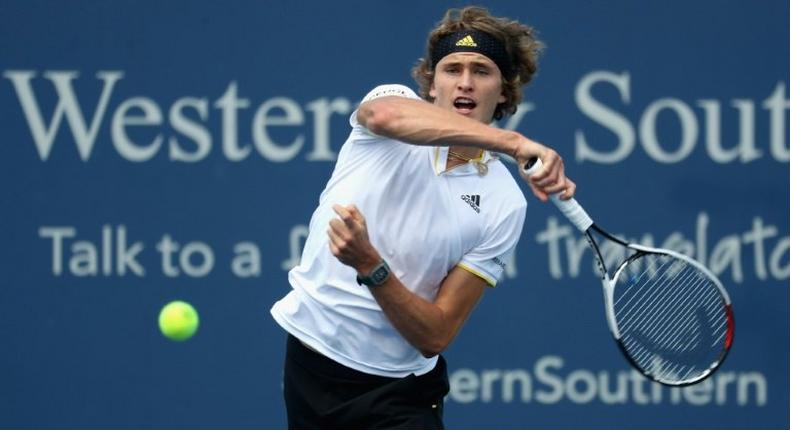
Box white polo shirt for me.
[271,84,527,377]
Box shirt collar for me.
[432,147,496,176]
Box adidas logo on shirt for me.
[461,194,481,213]
[455,35,478,47]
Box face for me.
[429,52,506,123]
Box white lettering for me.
[449,369,479,403]
[502,370,532,402]
[446,359,767,406]
[762,82,790,161]
[537,213,789,284]
[480,370,502,402]
[38,226,76,275]
[630,371,651,405]
[70,241,97,276]
[156,235,181,277]
[575,71,636,163]
[169,97,211,162]
[715,372,737,404]
[698,99,762,162]
[639,98,698,163]
[111,97,164,162]
[535,217,572,279]
[565,370,597,403]
[252,97,305,162]
[115,225,145,276]
[742,217,777,280]
[683,379,713,405]
[535,356,564,403]
[448,355,768,407]
[769,237,790,279]
[574,71,789,164]
[737,373,767,406]
[598,371,628,404]
[39,225,144,277]
[4,70,122,161]
[305,97,350,161]
[709,235,743,283]
[179,241,214,277]
[214,82,252,161]
[232,242,262,278]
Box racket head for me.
[607,246,734,386]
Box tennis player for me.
[271,6,575,429]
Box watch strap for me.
[356,260,391,287]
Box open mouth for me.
[453,97,477,113]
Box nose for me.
[457,69,474,92]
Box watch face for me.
[371,266,389,283]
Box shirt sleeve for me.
[458,202,527,287]
[349,84,422,130]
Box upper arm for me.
[351,84,421,132]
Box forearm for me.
[357,97,522,156]
[367,275,454,358]
[327,204,456,357]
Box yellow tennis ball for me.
[158,300,199,341]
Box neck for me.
[449,146,482,159]
[447,146,483,169]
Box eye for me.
[475,68,490,75]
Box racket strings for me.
[618,258,710,340]
[623,272,712,353]
[633,269,710,349]
[652,276,720,352]
[617,258,696,337]
[661,289,724,351]
[612,253,729,384]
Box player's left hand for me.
[328,204,382,274]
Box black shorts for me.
[283,334,450,430]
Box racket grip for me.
[522,158,594,232]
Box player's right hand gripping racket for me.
[523,158,734,386]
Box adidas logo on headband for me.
[432,30,514,79]
[455,35,478,47]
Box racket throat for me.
[585,231,609,278]
[602,278,621,339]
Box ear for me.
[429,81,436,99]
[498,89,507,104]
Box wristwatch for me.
[356,260,391,287]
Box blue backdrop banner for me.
[1,0,787,429]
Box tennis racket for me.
[523,158,734,386]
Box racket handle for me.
[522,158,594,232]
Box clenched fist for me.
[327,204,382,275]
